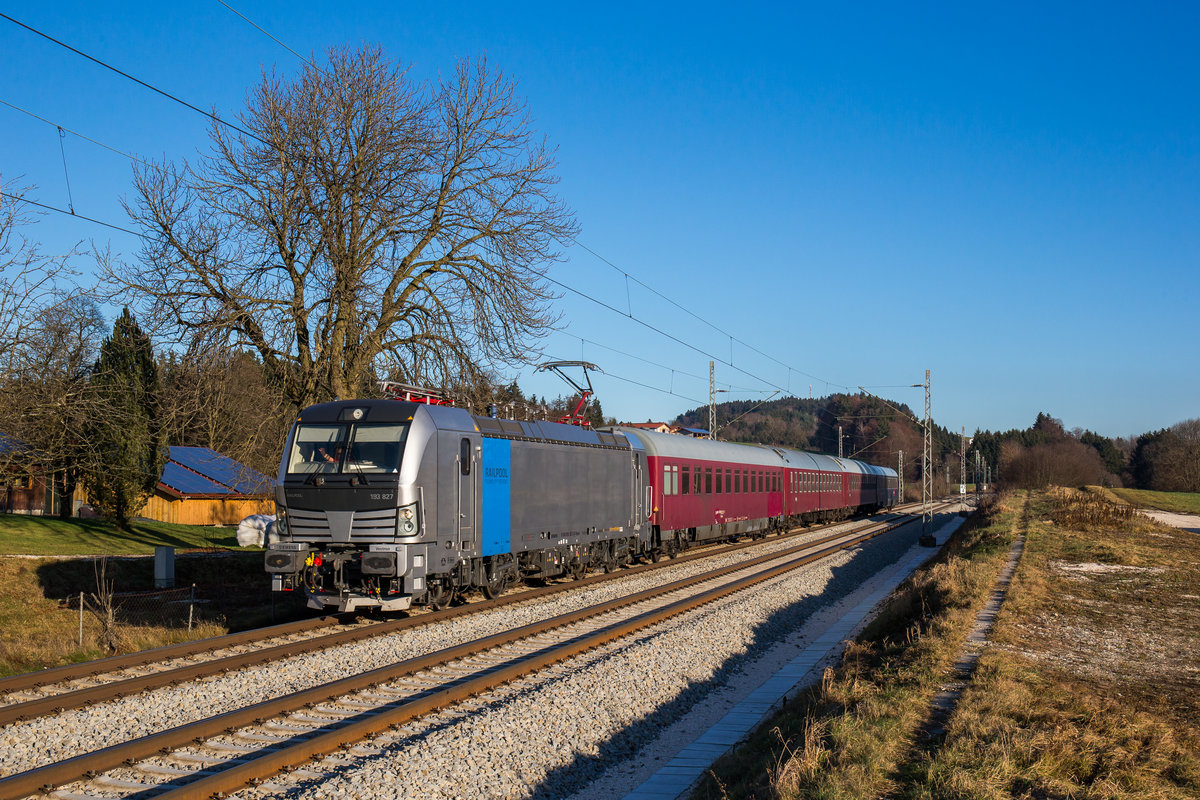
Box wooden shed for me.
[0,433,51,515]
[143,446,276,526]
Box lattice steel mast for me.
[708,361,716,440]
[921,369,933,539]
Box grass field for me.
[694,489,1200,799]
[1103,487,1200,515]
[0,512,248,555]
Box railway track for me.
[0,503,954,800]
[0,505,925,726]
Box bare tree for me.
[160,348,292,475]
[0,294,107,514]
[105,46,577,408]
[1147,418,1200,492]
[0,179,80,375]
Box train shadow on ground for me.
[268,513,952,799]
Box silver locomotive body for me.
[265,399,648,612]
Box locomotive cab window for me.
[286,422,409,474]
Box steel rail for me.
[0,511,933,800]
[0,510,912,725]
[155,514,924,800]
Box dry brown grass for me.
[694,495,1021,800]
[905,488,1200,799]
[0,557,226,676]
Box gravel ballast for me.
[247,520,928,799]
[0,515,921,793]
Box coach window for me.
[726,469,732,493]
[682,466,690,495]
[715,469,722,494]
[705,467,713,494]
[694,469,702,494]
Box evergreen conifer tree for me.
[83,308,165,529]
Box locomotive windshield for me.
[285,422,410,474]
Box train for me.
[264,397,899,612]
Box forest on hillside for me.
[676,396,1199,496]
[674,393,963,499]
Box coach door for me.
[456,436,477,551]
[633,451,645,531]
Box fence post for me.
[78,592,83,648]
[188,584,195,631]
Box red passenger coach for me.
[616,428,897,557]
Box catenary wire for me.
[2,10,874,404]
[2,91,800,402]
[210,1,859,396]
[216,1,316,68]
[5,193,145,238]
[565,333,764,393]
[0,99,158,169]
[2,192,712,407]
[0,12,265,145]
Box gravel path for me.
[1142,509,1200,534]
[0,520,873,778]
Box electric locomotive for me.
[264,395,648,612]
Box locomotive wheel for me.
[649,548,661,563]
[667,539,679,559]
[426,581,451,610]
[482,572,510,600]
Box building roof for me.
[158,446,274,498]
[0,432,29,460]
[675,427,710,437]
[622,422,672,431]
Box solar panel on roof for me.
[168,446,274,494]
[0,433,28,459]
[160,461,232,495]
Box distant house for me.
[671,426,710,438]
[622,421,673,434]
[140,446,276,525]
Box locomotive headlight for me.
[397,502,419,535]
[275,508,289,536]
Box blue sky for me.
[2,2,1197,440]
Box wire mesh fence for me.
[66,585,203,648]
